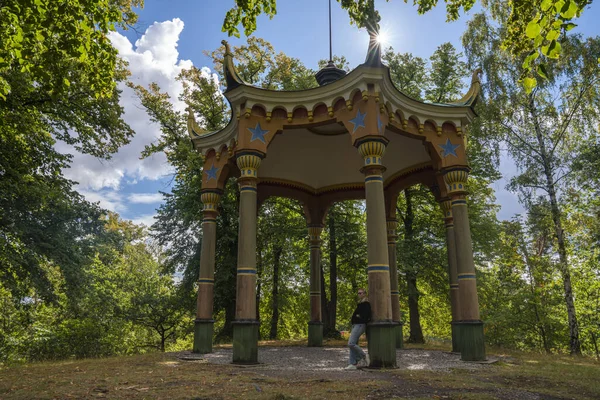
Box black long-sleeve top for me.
[351,301,372,325]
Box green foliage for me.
[206,37,319,90]
[221,0,591,92]
[1,0,138,311]
[318,55,351,72]
[425,42,468,103]
[257,197,308,340]
[464,5,600,354]
[0,0,143,100]
[383,49,428,99]
[1,213,188,363]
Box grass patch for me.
[1,342,598,399]
[0,352,381,399]
[393,350,600,399]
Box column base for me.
[307,321,323,347]
[193,319,214,354]
[394,322,404,349]
[458,320,485,361]
[232,320,259,364]
[451,321,461,353]
[367,321,397,368]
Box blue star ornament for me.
[205,164,219,181]
[248,122,269,143]
[349,109,367,133]
[439,138,460,158]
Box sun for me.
[375,26,394,48]
[376,31,389,45]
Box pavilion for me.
[187,30,486,367]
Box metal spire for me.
[315,0,347,86]
[328,0,333,62]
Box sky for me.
[60,0,600,226]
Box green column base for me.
[458,320,486,361]
[193,319,214,354]
[367,321,397,368]
[308,322,323,347]
[451,321,461,353]
[232,320,259,364]
[394,322,404,349]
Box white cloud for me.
[78,189,127,214]
[131,213,158,227]
[58,18,195,207]
[128,193,164,204]
[52,18,216,219]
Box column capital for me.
[386,218,398,241]
[201,189,223,216]
[439,198,453,224]
[442,166,470,197]
[355,135,389,173]
[307,224,324,245]
[236,150,265,180]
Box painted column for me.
[440,198,461,353]
[232,151,263,364]
[356,136,396,368]
[386,218,404,349]
[307,224,324,346]
[443,167,486,361]
[193,190,222,353]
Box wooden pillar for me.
[386,217,404,348]
[443,167,486,361]
[440,198,461,353]
[356,136,396,368]
[307,224,324,346]
[232,151,263,364]
[193,190,222,353]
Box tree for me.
[221,0,592,91]
[425,42,467,103]
[463,4,600,354]
[1,0,139,303]
[386,42,475,343]
[382,49,428,99]
[134,37,320,341]
[0,0,142,99]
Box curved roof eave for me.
[188,61,480,154]
[189,108,237,156]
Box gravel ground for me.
[176,346,491,372]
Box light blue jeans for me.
[348,323,367,365]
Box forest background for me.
[1,0,599,363]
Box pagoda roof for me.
[188,38,480,156]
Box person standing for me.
[345,288,371,369]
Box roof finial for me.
[221,40,247,92]
[450,68,483,108]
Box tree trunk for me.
[403,189,424,343]
[320,260,330,332]
[521,236,551,354]
[269,245,282,340]
[407,271,424,343]
[160,331,166,352]
[591,331,599,361]
[327,211,338,336]
[529,95,581,355]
